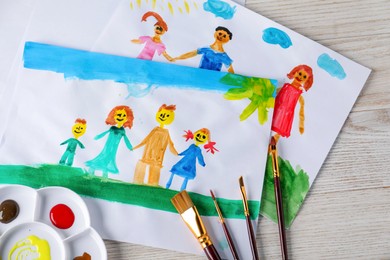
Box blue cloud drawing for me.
[262,27,292,49]
[317,53,347,80]
[203,0,236,20]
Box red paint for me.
[50,204,75,229]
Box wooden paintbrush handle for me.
[222,222,240,260]
[274,175,288,260]
[246,215,259,260]
[204,244,222,260]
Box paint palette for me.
[0,185,107,259]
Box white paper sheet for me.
[0,0,370,258]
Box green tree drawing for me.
[221,74,276,124]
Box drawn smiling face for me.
[72,123,86,139]
[154,25,165,35]
[294,69,309,85]
[114,109,128,127]
[194,130,209,146]
[156,108,174,127]
[214,29,230,43]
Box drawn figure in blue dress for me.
[166,128,218,191]
[85,105,134,178]
[173,26,234,73]
[59,118,87,166]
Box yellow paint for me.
[114,108,128,128]
[130,2,134,9]
[136,0,141,8]
[193,129,209,146]
[168,2,174,14]
[152,0,156,9]
[9,235,51,260]
[178,7,183,13]
[156,108,175,128]
[72,122,87,139]
[184,0,190,13]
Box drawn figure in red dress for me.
[271,65,313,142]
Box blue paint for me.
[262,27,292,49]
[166,144,205,191]
[23,42,239,97]
[317,53,346,80]
[197,47,232,71]
[203,0,236,20]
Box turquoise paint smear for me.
[23,41,237,97]
[203,0,236,20]
[262,27,292,49]
[317,53,347,80]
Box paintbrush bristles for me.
[238,176,244,187]
[171,190,194,214]
[210,189,216,200]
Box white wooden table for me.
[105,0,390,258]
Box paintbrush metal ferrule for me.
[239,176,250,216]
[269,137,280,177]
[180,206,213,248]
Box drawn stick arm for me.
[299,95,305,134]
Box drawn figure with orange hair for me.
[271,65,314,142]
[86,105,134,178]
[166,128,218,191]
[131,11,173,61]
[59,118,87,166]
[133,104,178,186]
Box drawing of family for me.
[131,11,234,73]
[59,104,218,191]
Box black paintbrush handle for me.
[274,175,288,260]
[204,244,222,260]
[246,215,259,260]
[222,222,240,260]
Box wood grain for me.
[105,0,390,258]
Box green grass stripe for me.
[0,164,259,220]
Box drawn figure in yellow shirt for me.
[132,104,178,186]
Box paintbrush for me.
[210,189,240,260]
[269,136,288,260]
[171,190,221,260]
[239,176,259,260]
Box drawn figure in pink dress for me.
[131,11,173,61]
[271,65,314,142]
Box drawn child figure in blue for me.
[85,105,134,178]
[173,27,234,73]
[59,118,87,166]
[166,128,218,191]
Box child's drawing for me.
[317,53,347,80]
[272,65,313,142]
[132,104,178,186]
[59,118,86,166]
[166,128,217,191]
[262,27,292,49]
[174,26,234,73]
[85,106,133,178]
[222,74,276,124]
[131,11,173,61]
[203,0,236,20]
